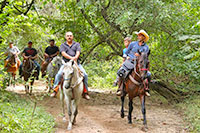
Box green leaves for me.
[0,92,55,132]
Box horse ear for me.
[147,50,150,56]
[71,60,74,66]
[137,50,141,55]
[62,59,66,65]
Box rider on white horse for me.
[50,31,90,100]
[41,39,59,77]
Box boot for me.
[83,93,90,100]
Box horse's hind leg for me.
[121,95,125,118]
[140,96,148,130]
[128,98,133,124]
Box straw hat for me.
[135,30,149,42]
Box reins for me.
[129,57,148,87]
[22,59,36,74]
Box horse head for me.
[9,54,17,66]
[62,60,75,89]
[137,52,149,80]
[53,56,63,69]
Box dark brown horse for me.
[119,52,149,131]
[22,58,38,94]
[5,54,19,86]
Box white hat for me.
[135,30,149,42]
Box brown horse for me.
[22,58,38,94]
[5,54,19,86]
[119,52,149,131]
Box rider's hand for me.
[71,57,77,62]
[127,56,130,60]
[24,56,28,60]
[135,53,140,57]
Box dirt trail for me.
[7,81,188,133]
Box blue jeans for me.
[19,60,40,75]
[53,63,88,91]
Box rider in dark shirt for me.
[19,41,40,80]
[41,39,59,77]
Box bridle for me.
[129,55,149,87]
[63,65,83,89]
[22,59,35,74]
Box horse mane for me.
[72,61,84,77]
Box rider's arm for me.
[22,53,29,59]
[44,47,49,58]
[50,51,59,58]
[61,51,74,60]
[15,47,20,56]
[31,54,37,60]
[74,43,81,61]
[74,51,80,61]
[44,53,49,58]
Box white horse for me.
[46,56,62,92]
[60,60,84,130]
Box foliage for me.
[84,56,121,90]
[0,92,55,132]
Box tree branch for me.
[77,1,120,54]
[81,41,104,64]
[100,3,127,37]
[13,4,23,14]
[24,0,34,15]
[0,0,8,14]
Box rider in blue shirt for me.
[116,30,151,96]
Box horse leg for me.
[25,81,29,94]
[64,90,72,130]
[128,98,133,124]
[121,95,125,118]
[13,74,15,87]
[140,96,148,130]
[71,100,78,125]
[30,79,34,95]
[59,86,66,122]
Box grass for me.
[0,91,55,133]
[176,94,200,132]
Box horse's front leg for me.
[121,95,125,118]
[128,98,133,124]
[71,100,78,125]
[59,86,66,122]
[64,90,72,130]
[140,95,148,130]
[30,78,34,94]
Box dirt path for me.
[7,81,188,133]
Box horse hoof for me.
[63,117,67,122]
[72,119,76,125]
[128,121,132,124]
[67,124,72,130]
[121,113,124,118]
[141,126,148,132]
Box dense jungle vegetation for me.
[0,0,199,132]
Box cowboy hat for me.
[135,30,149,42]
